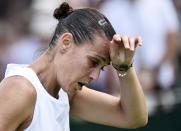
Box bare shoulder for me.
[0,76,37,130]
[0,75,37,112]
[0,76,37,98]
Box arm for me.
[70,68,147,128]
[116,67,148,128]
[70,35,148,128]
[0,76,36,131]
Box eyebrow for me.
[95,55,110,65]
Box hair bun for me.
[53,2,73,20]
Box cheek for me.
[75,59,91,77]
[66,58,88,79]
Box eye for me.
[90,59,100,68]
[87,56,105,71]
[87,56,100,68]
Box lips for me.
[78,82,86,87]
[77,82,88,90]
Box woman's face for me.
[55,34,110,94]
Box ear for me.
[57,33,74,52]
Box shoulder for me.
[0,75,37,106]
[2,75,36,91]
[0,76,37,130]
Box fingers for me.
[113,34,121,41]
[129,37,135,51]
[112,34,143,50]
[122,36,130,49]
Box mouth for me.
[77,82,88,90]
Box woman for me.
[0,2,148,131]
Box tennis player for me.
[0,2,148,131]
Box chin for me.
[62,82,79,95]
[63,84,75,93]
[61,85,69,93]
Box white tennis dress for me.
[5,64,70,131]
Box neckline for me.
[25,67,64,104]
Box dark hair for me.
[49,2,116,47]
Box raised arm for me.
[70,35,148,129]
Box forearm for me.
[118,67,148,126]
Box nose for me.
[89,68,101,82]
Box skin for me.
[0,32,148,131]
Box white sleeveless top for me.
[5,64,70,131]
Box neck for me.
[29,51,60,99]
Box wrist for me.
[112,62,133,77]
[112,63,133,72]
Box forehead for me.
[82,35,110,61]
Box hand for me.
[110,34,142,67]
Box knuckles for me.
[110,34,141,65]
